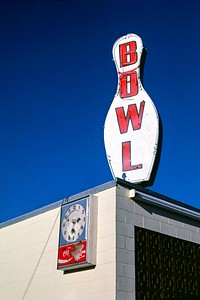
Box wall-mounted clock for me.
[61,203,86,243]
[57,195,97,271]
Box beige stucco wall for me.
[0,187,116,300]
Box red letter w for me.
[115,101,145,133]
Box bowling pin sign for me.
[104,33,159,183]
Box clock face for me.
[61,203,86,242]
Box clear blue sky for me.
[1,0,200,222]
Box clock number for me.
[73,204,76,209]
[82,209,84,214]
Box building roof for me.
[1,178,200,228]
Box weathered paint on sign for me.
[104,33,159,183]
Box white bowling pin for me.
[104,33,159,183]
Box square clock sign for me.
[57,195,97,271]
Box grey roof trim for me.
[0,180,116,228]
[116,178,200,214]
[0,200,63,229]
[1,178,200,228]
[64,180,115,204]
[135,191,200,221]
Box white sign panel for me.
[104,33,159,183]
